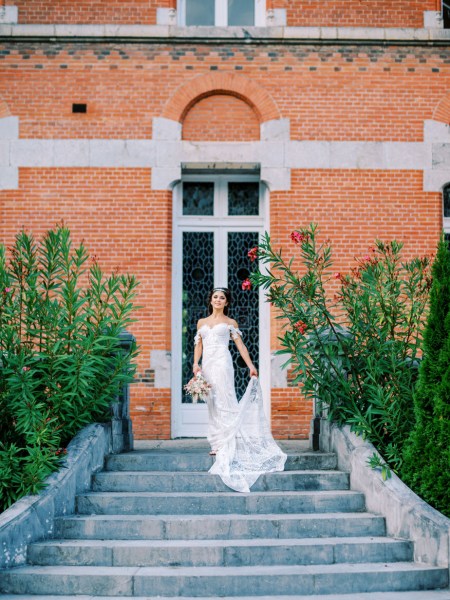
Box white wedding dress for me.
[195,323,287,493]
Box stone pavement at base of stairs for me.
[0,592,449,600]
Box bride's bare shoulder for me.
[228,318,239,329]
[197,318,207,329]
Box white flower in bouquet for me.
[184,372,212,403]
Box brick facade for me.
[0,3,448,439]
[7,1,440,28]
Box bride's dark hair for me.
[208,287,232,316]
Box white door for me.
[172,175,269,437]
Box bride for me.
[193,287,287,493]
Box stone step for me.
[27,536,413,567]
[76,489,363,515]
[1,593,449,600]
[0,563,447,597]
[105,451,337,472]
[92,469,349,493]
[55,512,386,540]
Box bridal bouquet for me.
[184,373,212,403]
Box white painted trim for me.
[171,175,269,437]
[255,0,267,27]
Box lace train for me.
[208,377,287,493]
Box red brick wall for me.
[0,169,173,439]
[9,0,438,28]
[271,388,313,440]
[10,0,173,25]
[183,94,260,141]
[270,170,441,351]
[0,40,446,438]
[1,44,448,142]
[274,0,437,28]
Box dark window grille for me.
[443,0,450,29]
[443,183,450,218]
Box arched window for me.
[178,0,265,27]
[443,0,450,29]
[443,183,450,246]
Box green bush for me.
[250,223,431,480]
[402,236,450,517]
[0,225,139,511]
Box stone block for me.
[287,141,330,169]
[424,120,450,142]
[261,118,290,142]
[11,24,55,37]
[283,26,321,39]
[260,167,291,191]
[52,140,90,167]
[151,166,181,190]
[150,350,171,388]
[0,167,17,190]
[0,117,18,140]
[424,169,450,192]
[384,142,428,170]
[156,8,177,26]
[336,27,385,40]
[266,8,286,27]
[152,117,181,141]
[10,140,54,167]
[329,142,384,169]
[424,11,443,29]
[432,143,450,169]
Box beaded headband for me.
[213,287,229,293]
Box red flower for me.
[293,320,307,335]
[242,278,252,291]
[290,231,306,244]
[248,247,258,262]
[333,272,341,279]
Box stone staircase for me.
[0,442,448,599]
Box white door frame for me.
[171,174,270,438]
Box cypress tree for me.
[401,235,450,517]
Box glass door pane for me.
[182,231,214,403]
[227,231,259,400]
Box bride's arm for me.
[193,321,203,375]
[230,320,258,377]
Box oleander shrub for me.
[249,223,431,480]
[401,235,450,517]
[0,225,139,511]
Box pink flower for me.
[241,278,252,291]
[4,287,11,293]
[333,272,341,279]
[247,247,258,262]
[22,366,30,372]
[293,320,307,335]
[291,231,304,244]
[363,255,371,261]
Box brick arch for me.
[433,92,450,123]
[162,72,281,124]
[0,99,11,119]
[183,94,261,141]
